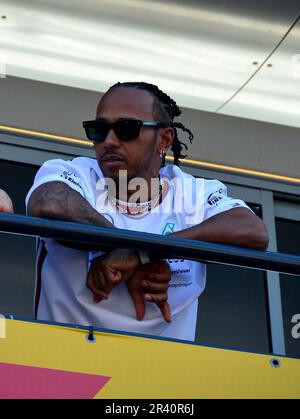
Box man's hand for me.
[127,260,172,323]
[0,189,14,214]
[86,248,140,302]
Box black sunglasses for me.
[83,119,169,143]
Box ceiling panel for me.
[0,0,299,114]
[220,18,300,128]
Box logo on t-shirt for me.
[162,222,176,235]
[207,188,224,206]
[60,171,82,190]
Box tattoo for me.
[28,181,114,229]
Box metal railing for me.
[0,213,300,275]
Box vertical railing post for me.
[261,190,286,355]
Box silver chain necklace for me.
[108,180,163,215]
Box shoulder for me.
[160,166,227,192]
[161,165,205,205]
[161,164,209,191]
[160,165,197,181]
[26,157,100,204]
[39,157,100,176]
[203,179,229,207]
[42,157,97,169]
[204,179,227,196]
[68,157,99,170]
[203,179,251,219]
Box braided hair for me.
[106,82,194,166]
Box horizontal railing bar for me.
[0,214,300,275]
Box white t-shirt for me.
[26,157,250,341]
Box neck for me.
[115,174,161,203]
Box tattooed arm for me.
[28,181,113,227]
[27,181,115,251]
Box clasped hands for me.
[86,248,172,323]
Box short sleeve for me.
[204,179,252,221]
[25,159,85,209]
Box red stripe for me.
[0,363,110,399]
[35,241,47,319]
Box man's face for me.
[95,87,162,182]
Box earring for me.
[160,150,165,158]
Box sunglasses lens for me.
[84,120,144,142]
[85,122,109,142]
[115,120,142,141]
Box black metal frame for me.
[1,213,300,275]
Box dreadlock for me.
[106,81,194,166]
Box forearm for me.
[170,208,269,250]
[28,182,115,251]
[28,182,113,228]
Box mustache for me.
[101,152,127,162]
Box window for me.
[196,202,271,354]
[0,160,38,317]
[276,218,300,358]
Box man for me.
[26,82,268,341]
[0,189,13,213]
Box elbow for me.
[247,221,269,251]
[27,183,67,220]
[28,204,42,218]
[255,230,269,251]
[28,199,53,219]
[28,197,67,221]
[235,213,269,250]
